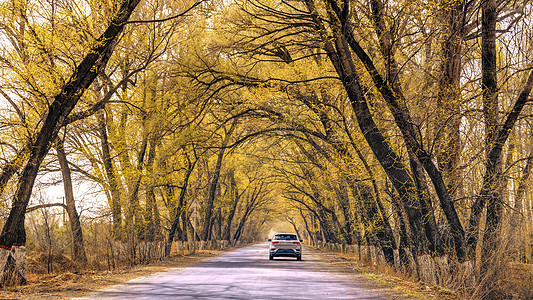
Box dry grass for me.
[319,246,533,299]
[497,262,533,299]
[0,250,224,299]
[317,248,462,300]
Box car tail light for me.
[293,241,300,245]
[271,241,279,244]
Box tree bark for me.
[477,0,502,271]
[223,170,240,241]
[143,137,159,241]
[435,0,466,196]
[200,119,237,241]
[167,156,196,254]
[56,139,87,263]
[97,111,123,237]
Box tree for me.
[0,0,142,285]
[198,0,533,288]
[56,138,87,263]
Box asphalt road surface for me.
[76,243,388,299]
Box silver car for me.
[268,233,302,261]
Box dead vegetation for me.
[317,244,533,300]
[0,249,224,299]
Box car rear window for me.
[274,234,297,240]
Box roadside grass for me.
[317,248,461,300]
[0,249,225,299]
[334,249,533,300]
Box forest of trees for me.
[0,0,532,298]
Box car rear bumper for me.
[270,249,301,257]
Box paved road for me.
[76,243,388,299]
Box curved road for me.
[76,243,388,299]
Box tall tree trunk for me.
[335,34,428,255]
[223,170,240,241]
[167,157,196,253]
[233,184,263,242]
[466,67,533,260]
[143,137,158,241]
[300,210,314,245]
[98,111,123,237]
[117,111,147,240]
[347,116,397,265]
[408,150,441,254]
[215,208,222,241]
[333,180,353,244]
[305,0,436,278]
[436,0,465,196]
[233,208,252,243]
[287,218,301,238]
[56,139,87,263]
[479,0,502,271]
[387,186,414,273]
[0,0,141,285]
[200,119,237,241]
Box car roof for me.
[274,233,297,235]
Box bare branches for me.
[125,0,206,25]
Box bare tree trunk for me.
[478,2,503,278]
[299,210,314,245]
[233,184,264,243]
[408,152,441,255]
[56,139,87,263]
[98,111,123,237]
[467,68,533,260]
[119,111,148,241]
[233,211,249,243]
[464,0,533,265]
[223,170,240,241]
[143,137,158,242]
[286,217,301,238]
[349,139,396,266]
[333,180,353,244]
[200,119,237,241]
[435,0,466,197]
[167,157,196,255]
[215,208,222,241]
[356,183,395,267]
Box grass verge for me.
[0,250,224,299]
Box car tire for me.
[269,255,273,260]
[297,255,302,261]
